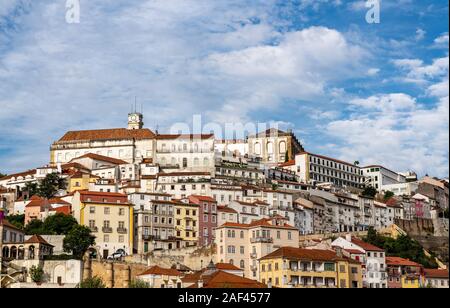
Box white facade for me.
[295,152,364,188]
[362,165,406,191]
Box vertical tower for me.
[128,112,144,130]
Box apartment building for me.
[217,206,239,226]
[293,197,314,235]
[155,134,215,173]
[259,247,363,288]
[215,217,299,280]
[332,235,387,288]
[156,172,212,199]
[211,185,244,205]
[174,199,199,248]
[71,191,133,258]
[128,192,173,254]
[214,159,264,186]
[423,269,449,288]
[228,200,270,224]
[386,257,423,288]
[362,165,406,191]
[295,152,364,188]
[189,195,218,246]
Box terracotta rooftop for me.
[0,219,23,232]
[25,234,54,246]
[190,270,266,289]
[56,128,155,143]
[26,196,71,208]
[215,263,242,271]
[72,153,128,165]
[424,268,449,279]
[351,237,384,252]
[278,160,295,168]
[260,247,359,264]
[138,265,182,277]
[386,257,422,267]
[217,206,238,214]
[218,218,296,230]
[156,134,214,140]
[189,195,217,203]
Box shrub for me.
[30,265,44,283]
[77,276,106,288]
[129,279,151,288]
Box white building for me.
[362,165,406,191]
[332,235,387,288]
[295,152,364,188]
[51,113,155,165]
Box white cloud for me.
[433,32,449,47]
[367,68,380,76]
[393,56,449,84]
[415,28,426,41]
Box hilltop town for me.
[1,112,448,289]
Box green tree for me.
[361,186,377,198]
[354,161,360,166]
[22,182,39,197]
[384,191,395,201]
[77,276,106,288]
[284,151,289,163]
[30,265,45,283]
[36,173,67,199]
[6,214,25,229]
[63,225,95,260]
[42,213,77,235]
[24,219,45,235]
[129,279,151,288]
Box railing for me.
[250,253,258,259]
[117,227,128,234]
[250,237,273,243]
[102,227,113,233]
[90,226,98,233]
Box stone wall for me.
[89,260,148,288]
[394,218,435,236]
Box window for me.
[351,267,358,274]
[119,235,124,243]
[240,246,244,254]
[104,207,110,215]
[103,234,109,242]
[339,265,346,273]
[240,260,245,269]
[119,208,125,216]
[89,207,95,214]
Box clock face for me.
[131,115,137,121]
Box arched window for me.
[229,259,234,265]
[267,142,273,154]
[171,157,177,166]
[240,260,245,269]
[279,141,286,154]
[203,157,209,166]
[255,143,261,155]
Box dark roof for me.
[25,235,54,246]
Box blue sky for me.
[0,0,448,177]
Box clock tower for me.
[128,112,144,130]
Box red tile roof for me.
[0,169,36,181]
[351,237,384,252]
[78,190,127,197]
[344,249,365,255]
[189,195,217,203]
[217,206,237,214]
[156,134,214,140]
[51,205,72,215]
[386,257,422,267]
[193,271,266,289]
[424,268,449,279]
[218,218,296,230]
[158,172,211,177]
[260,247,358,263]
[215,263,242,271]
[0,219,23,232]
[25,234,54,246]
[138,265,182,277]
[71,153,128,165]
[56,128,155,142]
[26,196,71,208]
[278,160,295,167]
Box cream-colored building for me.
[50,113,155,165]
[247,128,304,166]
[71,191,133,258]
[215,217,299,280]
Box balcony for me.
[185,226,194,231]
[250,237,273,244]
[250,265,258,272]
[117,227,128,234]
[250,253,258,259]
[90,226,98,233]
[102,227,113,233]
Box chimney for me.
[345,234,352,243]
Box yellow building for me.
[173,199,199,248]
[259,247,363,288]
[67,171,99,193]
[71,190,133,259]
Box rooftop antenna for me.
[134,96,137,113]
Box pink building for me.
[189,195,217,246]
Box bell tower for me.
[128,112,144,130]
[127,98,144,130]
